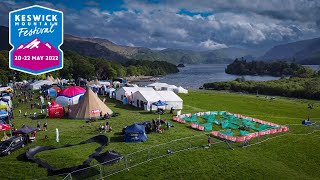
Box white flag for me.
[56,128,59,143]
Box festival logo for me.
[9,5,63,75]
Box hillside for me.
[261,37,320,64]
[0,26,253,64]
[62,36,130,64]
[64,35,235,64]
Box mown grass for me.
[0,90,319,179]
[34,142,101,169]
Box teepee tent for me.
[46,76,53,82]
[69,88,113,120]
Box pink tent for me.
[56,86,86,107]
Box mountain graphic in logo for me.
[13,38,60,71]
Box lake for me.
[135,64,319,89]
[136,64,279,89]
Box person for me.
[25,134,29,144]
[170,107,174,114]
[109,126,112,132]
[152,119,156,132]
[37,121,41,130]
[166,121,171,129]
[208,135,212,147]
[105,120,109,132]
[104,122,108,133]
[43,122,48,131]
[100,111,103,118]
[19,109,22,117]
[99,123,103,133]
[24,112,28,118]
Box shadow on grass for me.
[31,114,47,120]
[139,111,154,115]
[66,167,100,179]
[110,135,124,143]
[113,132,123,136]
[16,152,28,162]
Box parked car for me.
[0,136,25,156]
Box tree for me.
[0,71,8,85]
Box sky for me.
[1,0,320,51]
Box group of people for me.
[16,91,35,106]
[37,121,48,131]
[100,111,110,120]
[152,119,171,134]
[99,120,112,133]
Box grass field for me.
[0,90,319,179]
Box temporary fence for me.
[57,133,221,180]
[38,123,311,180]
[173,111,289,142]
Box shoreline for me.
[125,76,160,83]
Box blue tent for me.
[0,110,8,119]
[152,100,167,107]
[46,88,57,97]
[124,124,147,142]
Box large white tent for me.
[28,80,54,90]
[100,81,111,86]
[132,90,183,111]
[115,87,154,101]
[106,87,116,98]
[147,83,172,91]
[157,91,183,109]
[173,86,188,94]
[132,90,165,110]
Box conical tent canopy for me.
[50,76,56,82]
[46,76,53,82]
[94,79,102,87]
[69,87,113,120]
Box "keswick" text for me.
[15,14,57,22]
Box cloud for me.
[0,0,319,51]
[84,1,100,7]
[199,39,227,50]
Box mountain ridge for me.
[0,26,289,64]
[260,37,320,64]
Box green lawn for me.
[34,142,101,169]
[0,90,319,179]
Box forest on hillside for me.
[204,59,320,99]
[225,59,315,77]
[0,50,179,85]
